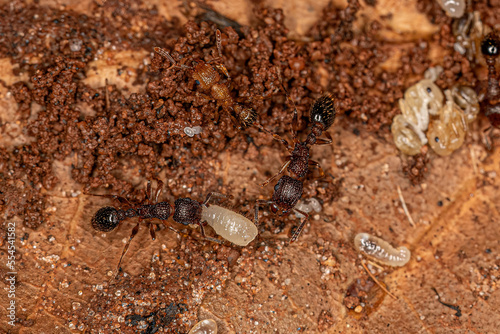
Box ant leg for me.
[209,30,231,80]
[290,209,309,242]
[215,29,224,59]
[90,193,133,207]
[203,192,233,206]
[105,78,110,111]
[149,223,156,241]
[291,106,299,143]
[261,158,291,187]
[254,199,274,226]
[154,47,193,70]
[159,220,186,236]
[145,180,152,204]
[115,222,141,275]
[483,126,493,151]
[197,223,224,244]
[315,131,333,145]
[259,126,293,152]
[275,67,300,142]
[196,92,214,101]
[154,179,164,203]
[308,160,325,179]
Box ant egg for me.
[427,92,467,156]
[391,115,425,156]
[354,233,411,267]
[202,204,258,246]
[436,0,465,18]
[188,319,217,334]
[184,126,202,137]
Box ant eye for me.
[426,87,432,93]
[195,80,200,85]
[435,137,440,143]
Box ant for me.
[255,93,337,242]
[154,29,264,129]
[91,180,258,275]
[480,32,500,129]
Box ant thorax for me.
[289,143,310,179]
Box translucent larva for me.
[201,204,258,246]
[452,12,485,62]
[188,319,217,334]
[427,91,467,156]
[394,68,445,155]
[436,0,465,18]
[354,233,411,267]
[391,115,425,156]
[450,86,479,124]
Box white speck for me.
[69,39,83,52]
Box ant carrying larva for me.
[90,180,258,275]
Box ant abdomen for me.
[272,175,303,212]
[173,198,203,225]
[233,105,257,129]
[310,93,336,130]
[481,32,499,58]
[91,206,123,232]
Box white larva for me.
[202,204,258,246]
[354,233,411,267]
[188,319,217,334]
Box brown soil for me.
[0,0,499,333]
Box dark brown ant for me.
[91,180,257,275]
[255,93,336,242]
[480,32,500,129]
[154,29,261,129]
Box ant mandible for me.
[255,93,336,242]
[91,180,258,275]
[154,29,259,129]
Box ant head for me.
[481,33,500,58]
[152,202,172,220]
[173,198,202,225]
[91,206,122,232]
